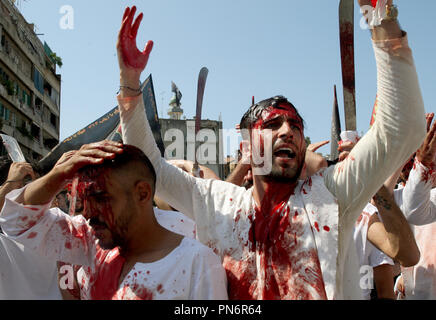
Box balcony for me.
[0,122,51,157]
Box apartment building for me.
[0,0,60,162]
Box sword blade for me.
[193,67,209,175]
[339,0,356,131]
[330,85,342,160]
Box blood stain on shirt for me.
[90,247,126,300]
[24,206,40,211]
[27,232,37,239]
[224,179,327,300]
[157,284,164,294]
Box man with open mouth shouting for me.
[116,0,426,300]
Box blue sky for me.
[18,0,436,156]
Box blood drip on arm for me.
[67,176,79,216]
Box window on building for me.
[51,88,60,108]
[35,97,42,111]
[30,123,39,140]
[50,112,57,129]
[0,103,4,118]
[4,108,10,121]
[0,67,6,82]
[33,68,44,94]
[13,82,18,96]
[11,111,16,126]
[43,81,52,97]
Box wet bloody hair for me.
[78,144,156,195]
[239,96,305,132]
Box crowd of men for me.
[0,0,434,300]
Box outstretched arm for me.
[117,6,153,99]
[368,186,420,267]
[116,7,209,219]
[325,1,426,228]
[0,141,123,266]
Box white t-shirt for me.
[0,234,62,300]
[400,185,436,300]
[404,221,436,300]
[0,189,227,300]
[353,203,394,300]
[78,237,226,300]
[154,207,197,239]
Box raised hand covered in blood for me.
[416,113,436,170]
[117,6,153,73]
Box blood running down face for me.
[240,96,306,182]
[75,145,157,251]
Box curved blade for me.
[195,67,209,134]
[339,0,356,131]
[193,67,209,175]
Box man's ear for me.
[135,180,153,203]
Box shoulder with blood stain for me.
[26,231,37,239]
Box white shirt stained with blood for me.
[119,34,425,299]
[0,188,227,300]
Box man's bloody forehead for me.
[255,104,303,129]
[76,167,109,199]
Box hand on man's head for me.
[53,141,124,182]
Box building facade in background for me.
[0,0,60,162]
[160,85,225,179]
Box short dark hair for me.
[239,95,305,131]
[79,144,157,195]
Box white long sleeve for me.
[324,34,426,229]
[0,187,97,267]
[394,160,436,225]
